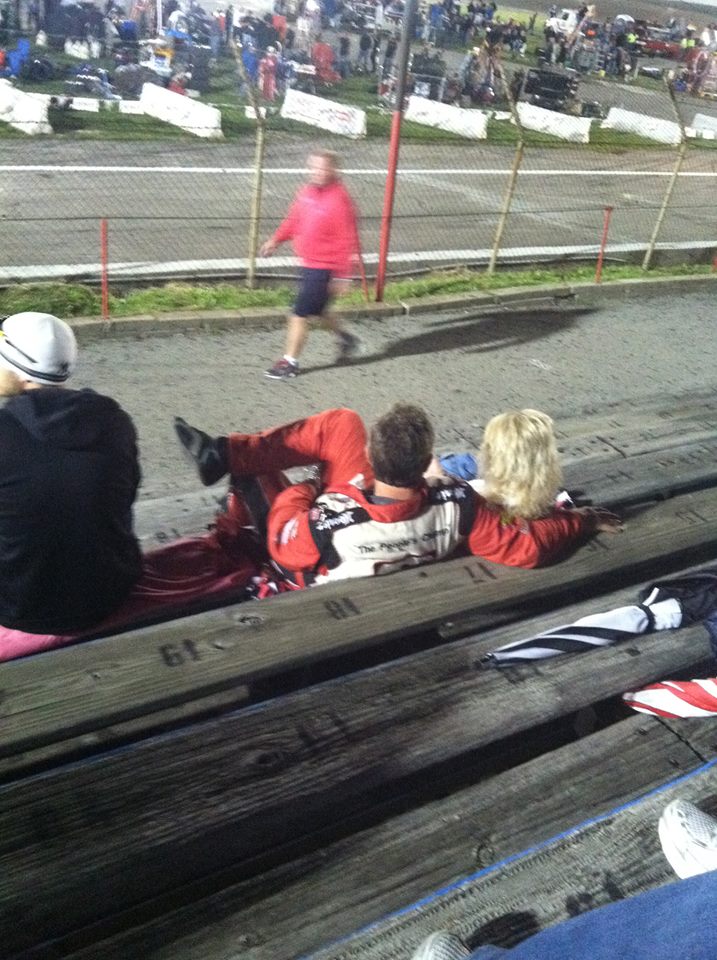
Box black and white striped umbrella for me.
[480,566,717,668]
[480,603,660,667]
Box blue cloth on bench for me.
[439,452,477,481]
[467,870,717,959]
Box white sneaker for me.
[658,799,717,878]
[411,931,471,960]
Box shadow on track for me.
[301,307,595,375]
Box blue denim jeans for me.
[468,871,717,959]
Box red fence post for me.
[375,114,402,302]
[595,205,613,285]
[100,218,110,321]
[375,0,417,302]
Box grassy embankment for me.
[0,262,711,319]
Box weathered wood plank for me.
[3,489,717,766]
[134,489,223,552]
[451,392,717,462]
[598,416,717,458]
[0,580,712,954]
[59,716,714,960]
[307,764,717,960]
[663,717,717,760]
[0,684,250,779]
[556,434,622,464]
[563,437,717,505]
[556,392,717,445]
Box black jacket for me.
[0,387,142,634]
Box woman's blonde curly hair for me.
[479,409,562,520]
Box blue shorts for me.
[293,267,333,318]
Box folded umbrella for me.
[480,594,682,667]
[639,566,717,623]
[480,565,717,668]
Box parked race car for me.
[642,26,681,59]
[511,65,603,117]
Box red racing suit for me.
[271,179,360,278]
[225,408,597,585]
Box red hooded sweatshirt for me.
[271,179,359,278]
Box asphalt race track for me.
[0,131,715,279]
[73,286,717,499]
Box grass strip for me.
[0,263,712,320]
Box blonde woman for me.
[429,408,620,539]
[479,408,563,521]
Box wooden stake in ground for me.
[230,38,267,290]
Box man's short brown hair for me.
[368,403,434,488]
[309,148,340,168]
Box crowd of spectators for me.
[3,0,717,105]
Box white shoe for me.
[658,799,717,878]
[411,931,471,960]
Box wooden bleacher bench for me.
[134,488,225,552]
[559,394,717,505]
[59,719,717,960]
[3,573,715,957]
[448,389,717,461]
[4,487,717,775]
[4,398,717,960]
[306,751,717,960]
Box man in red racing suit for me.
[175,405,620,586]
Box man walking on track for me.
[260,149,361,380]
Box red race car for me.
[642,26,682,59]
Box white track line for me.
[3,238,715,282]
[0,164,715,177]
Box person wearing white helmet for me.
[0,312,142,635]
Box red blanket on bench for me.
[0,533,260,662]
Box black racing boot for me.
[174,417,228,486]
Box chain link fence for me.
[0,13,715,294]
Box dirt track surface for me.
[74,286,717,500]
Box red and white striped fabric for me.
[623,678,717,718]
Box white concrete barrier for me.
[685,125,716,140]
[0,79,51,135]
[517,102,591,143]
[692,112,717,133]
[139,82,223,138]
[404,95,488,139]
[28,93,100,112]
[280,88,366,138]
[118,100,146,115]
[65,95,101,113]
[601,107,681,145]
